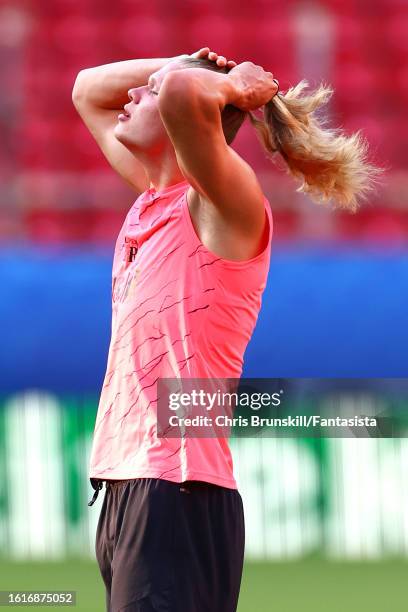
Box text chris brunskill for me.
[157,378,404,439]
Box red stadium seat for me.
[333,15,367,64]
[384,14,408,57]
[50,15,103,64]
[18,117,100,172]
[395,66,408,106]
[25,208,125,242]
[91,209,130,242]
[382,1,408,21]
[343,113,401,171]
[332,64,380,117]
[71,122,108,171]
[24,209,67,242]
[220,0,286,18]
[383,118,408,168]
[36,0,87,19]
[270,210,300,240]
[230,16,295,68]
[45,119,82,170]
[118,0,164,16]
[119,16,169,57]
[23,67,79,118]
[336,208,408,242]
[183,16,235,56]
[342,115,385,154]
[17,118,54,169]
[320,0,360,15]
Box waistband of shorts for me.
[104,479,130,488]
[88,478,235,505]
[98,478,231,489]
[103,478,213,489]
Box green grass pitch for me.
[0,558,407,611]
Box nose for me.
[128,88,139,102]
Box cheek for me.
[143,109,167,138]
[134,104,162,129]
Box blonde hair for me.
[180,57,383,212]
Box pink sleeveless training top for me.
[88,179,273,489]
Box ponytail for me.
[249,80,382,211]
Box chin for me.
[113,126,135,149]
[113,122,126,141]
[113,122,121,138]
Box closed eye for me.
[149,89,159,96]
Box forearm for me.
[158,68,243,114]
[72,56,185,110]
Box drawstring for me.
[88,479,103,506]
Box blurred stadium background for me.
[1,0,408,610]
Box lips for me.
[118,105,132,122]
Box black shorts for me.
[92,478,245,612]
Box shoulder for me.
[186,183,271,262]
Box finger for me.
[208,51,218,60]
[227,60,237,67]
[194,47,210,58]
[190,48,208,59]
[216,55,227,65]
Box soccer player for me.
[72,46,378,611]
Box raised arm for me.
[72,57,182,192]
[157,62,278,232]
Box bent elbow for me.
[71,69,91,107]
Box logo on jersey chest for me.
[124,237,138,263]
[125,236,139,264]
[111,237,141,303]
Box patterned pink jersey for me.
[89,179,273,489]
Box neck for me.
[135,145,186,191]
[147,169,186,191]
